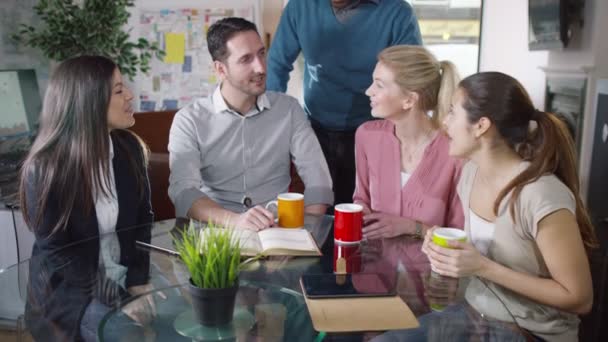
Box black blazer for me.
[24,130,154,342]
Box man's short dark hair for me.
[207,17,259,62]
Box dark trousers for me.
[311,121,357,209]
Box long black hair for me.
[459,72,597,251]
[20,56,148,235]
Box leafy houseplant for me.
[173,221,244,326]
[11,0,164,80]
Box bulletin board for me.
[130,0,262,112]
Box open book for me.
[224,228,322,257]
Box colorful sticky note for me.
[183,56,192,72]
[140,100,156,112]
[164,33,186,64]
[153,76,161,91]
[140,14,151,24]
[161,73,172,83]
[162,99,179,110]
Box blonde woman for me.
[354,46,464,241]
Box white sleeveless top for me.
[468,209,495,256]
[400,171,411,188]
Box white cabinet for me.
[0,208,33,270]
[0,209,18,270]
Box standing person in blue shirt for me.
[267,0,422,206]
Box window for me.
[407,0,483,77]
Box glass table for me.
[0,215,529,342]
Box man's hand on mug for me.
[234,205,275,231]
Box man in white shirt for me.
[168,17,333,231]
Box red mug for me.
[333,243,362,273]
[334,203,363,243]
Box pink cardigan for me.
[353,120,464,228]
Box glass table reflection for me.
[0,215,528,342]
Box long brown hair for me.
[19,56,147,236]
[378,45,460,124]
[459,72,597,251]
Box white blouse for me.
[95,138,126,287]
[400,171,411,188]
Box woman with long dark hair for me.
[421,72,597,341]
[21,56,155,341]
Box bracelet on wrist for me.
[414,221,423,239]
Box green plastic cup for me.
[432,228,466,248]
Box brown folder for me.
[303,295,420,332]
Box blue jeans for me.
[80,298,143,342]
[370,304,541,342]
[80,263,188,342]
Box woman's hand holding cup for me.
[423,227,486,278]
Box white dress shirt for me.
[95,137,127,287]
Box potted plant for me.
[173,221,244,327]
[11,0,163,80]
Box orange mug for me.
[265,193,304,228]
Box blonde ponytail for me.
[437,60,460,122]
[378,46,461,126]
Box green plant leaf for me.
[12,0,163,80]
[172,220,245,289]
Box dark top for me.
[23,130,154,342]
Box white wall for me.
[0,210,18,270]
[480,0,608,199]
[262,0,283,39]
[479,0,548,108]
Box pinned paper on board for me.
[164,33,185,64]
[135,6,257,111]
[183,56,192,72]
[140,100,156,112]
[152,76,161,91]
[162,99,179,110]
[161,72,173,84]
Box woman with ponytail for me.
[354,45,464,240]
[422,71,597,341]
